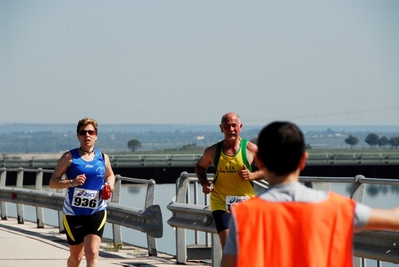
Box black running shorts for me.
[212,210,231,233]
[63,210,107,245]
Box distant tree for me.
[365,133,379,148]
[179,143,203,151]
[378,136,389,147]
[345,135,359,148]
[305,144,312,150]
[388,136,399,149]
[127,139,142,152]
[162,143,205,153]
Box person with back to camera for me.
[195,112,266,249]
[49,118,115,267]
[221,121,399,267]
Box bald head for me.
[221,112,241,124]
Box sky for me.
[0,0,398,127]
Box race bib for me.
[72,188,100,209]
[226,195,249,211]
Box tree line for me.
[1,129,398,154]
[345,133,399,149]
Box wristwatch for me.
[69,179,74,188]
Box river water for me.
[5,182,399,266]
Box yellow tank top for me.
[210,139,255,212]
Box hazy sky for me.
[1,0,398,126]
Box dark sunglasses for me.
[78,130,96,136]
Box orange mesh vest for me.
[232,192,355,267]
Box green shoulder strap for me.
[241,139,255,187]
[241,139,252,172]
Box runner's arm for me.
[103,153,116,191]
[195,146,215,193]
[364,207,399,230]
[246,141,267,181]
[49,151,72,189]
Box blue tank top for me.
[63,148,107,216]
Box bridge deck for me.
[0,219,210,267]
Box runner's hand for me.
[102,183,112,200]
[238,165,251,181]
[202,181,213,194]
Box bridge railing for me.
[0,167,163,256]
[1,152,399,168]
[167,172,268,267]
[167,172,399,267]
[307,152,399,165]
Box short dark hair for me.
[76,118,98,134]
[257,121,305,175]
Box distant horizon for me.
[1,122,398,126]
[0,122,398,134]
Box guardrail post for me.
[111,177,122,246]
[350,175,365,203]
[16,168,24,224]
[176,226,187,264]
[212,233,222,267]
[145,179,158,256]
[35,169,45,228]
[0,168,8,219]
[353,257,365,267]
[56,187,66,233]
[175,173,189,264]
[351,174,366,267]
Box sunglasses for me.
[78,130,96,136]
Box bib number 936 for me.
[72,188,100,209]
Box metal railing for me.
[167,172,399,267]
[1,152,399,168]
[307,152,399,165]
[167,172,268,267]
[0,167,163,256]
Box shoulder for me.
[101,153,112,168]
[54,150,73,168]
[197,142,219,167]
[203,142,220,157]
[259,182,328,202]
[95,149,105,158]
[60,150,73,161]
[102,152,110,161]
[66,148,80,158]
[244,139,258,154]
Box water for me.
[5,182,399,266]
